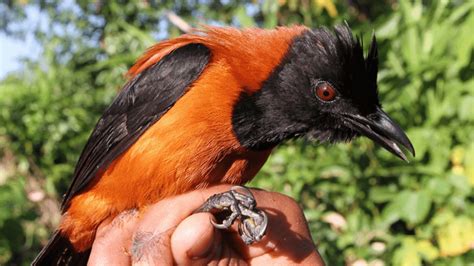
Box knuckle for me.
[273,192,304,213]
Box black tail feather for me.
[32,231,90,266]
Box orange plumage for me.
[60,25,307,251]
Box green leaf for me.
[393,237,422,266]
[416,240,439,262]
[401,190,432,225]
[426,177,451,199]
[458,96,474,122]
[369,187,397,203]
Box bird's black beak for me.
[345,107,415,162]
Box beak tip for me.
[396,150,409,163]
[387,139,415,163]
[345,109,416,162]
[402,147,415,163]
[403,140,416,159]
[409,145,416,157]
[399,143,415,163]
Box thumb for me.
[171,213,222,265]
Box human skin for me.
[88,185,325,265]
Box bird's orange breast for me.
[60,25,307,251]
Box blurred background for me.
[0,0,473,265]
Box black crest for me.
[307,23,380,108]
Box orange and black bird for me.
[33,24,414,265]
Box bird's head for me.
[232,24,415,161]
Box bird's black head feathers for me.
[232,24,414,160]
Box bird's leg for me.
[194,186,268,245]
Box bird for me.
[33,23,414,265]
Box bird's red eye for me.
[315,82,336,102]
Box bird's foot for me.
[195,186,268,245]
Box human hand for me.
[88,184,325,265]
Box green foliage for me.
[0,0,473,265]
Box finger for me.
[89,209,140,265]
[129,185,234,265]
[230,190,323,265]
[170,213,221,265]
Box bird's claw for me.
[195,186,268,245]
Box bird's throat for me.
[231,90,309,150]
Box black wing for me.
[61,43,211,210]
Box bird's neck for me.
[231,89,309,150]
